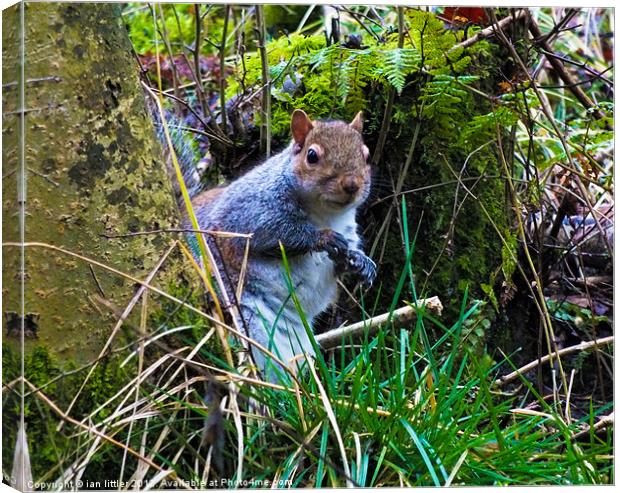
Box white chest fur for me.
[287,206,360,316]
[243,206,361,369]
[309,206,360,246]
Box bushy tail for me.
[150,102,206,206]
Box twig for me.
[451,9,528,51]
[156,4,183,113]
[4,103,64,116]
[240,53,296,105]
[539,50,613,88]
[339,6,383,30]
[2,75,61,88]
[422,141,494,293]
[219,5,231,135]
[337,6,383,42]
[571,412,614,441]
[317,298,443,349]
[527,14,605,120]
[494,335,614,387]
[295,4,317,33]
[539,65,613,90]
[27,167,60,187]
[371,174,503,206]
[192,3,214,127]
[565,275,612,287]
[88,264,106,298]
[547,192,571,244]
[369,116,422,262]
[100,227,251,239]
[254,5,271,158]
[534,8,579,46]
[371,6,404,165]
[148,85,233,147]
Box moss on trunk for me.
[2,3,182,364]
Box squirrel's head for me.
[290,109,371,210]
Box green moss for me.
[2,345,130,481]
[363,69,510,315]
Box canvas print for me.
[1,2,614,489]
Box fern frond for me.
[376,48,421,94]
[419,74,479,133]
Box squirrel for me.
[162,109,376,381]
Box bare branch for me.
[494,336,614,387]
[254,5,271,158]
[451,9,528,51]
[317,298,443,349]
[527,13,605,119]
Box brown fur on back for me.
[190,186,244,292]
[192,186,228,209]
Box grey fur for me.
[192,142,374,382]
[153,110,206,201]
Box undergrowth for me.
[7,201,612,487]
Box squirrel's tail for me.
[150,102,206,206]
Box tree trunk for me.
[362,60,516,326]
[2,3,181,366]
[2,2,187,480]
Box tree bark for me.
[2,2,181,365]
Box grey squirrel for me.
[163,109,376,381]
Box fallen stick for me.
[317,297,443,349]
[494,335,614,387]
[566,275,613,287]
[571,412,614,441]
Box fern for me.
[460,106,520,152]
[345,59,369,114]
[224,8,491,140]
[269,59,292,81]
[375,48,421,94]
[336,59,355,102]
[405,9,463,72]
[419,74,478,133]
[308,43,339,69]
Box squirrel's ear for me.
[350,111,364,133]
[291,109,313,147]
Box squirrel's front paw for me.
[346,250,377,288]
[317,229,349,261]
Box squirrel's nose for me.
[343,179,360,195]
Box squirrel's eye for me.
[307,148,319,164]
